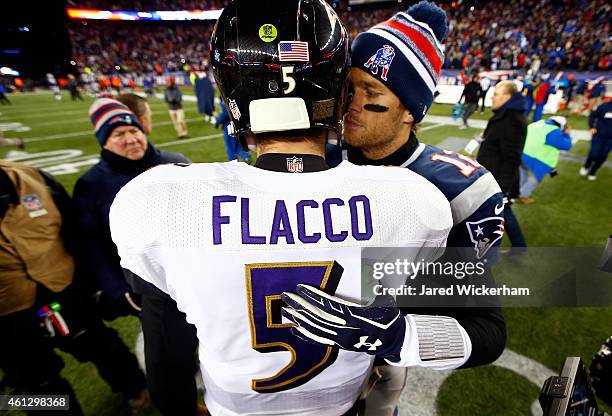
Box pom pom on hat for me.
[407,0,448,42]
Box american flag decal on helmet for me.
[278,41,309,62]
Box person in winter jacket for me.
[519,116,572,203]
[531,75,553,122]
[164,77,188,138]
[458,75,482,128]
[0,160,149,415]
[73,98,189,319]
[477,80,528,251]
[580,100,612,181]
[116,93,204,416]
[522,77,537,117]
[191,70,216,123]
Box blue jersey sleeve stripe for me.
[449,172,502,225]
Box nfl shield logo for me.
[22,194,43,211]
[286,156,303,173]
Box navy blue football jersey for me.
[327,141,505,261]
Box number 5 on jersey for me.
[245,261,343,392]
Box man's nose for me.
[124,133,138,144]
[348,92,363,113]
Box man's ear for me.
[402,109,414,126]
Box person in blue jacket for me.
[73,98,189,318]
[519,116,572,204]
[215,101,252,163]
[522,77,537,117]
[580,100,612,181]
[143,76,155,97]
[192,70,215,123]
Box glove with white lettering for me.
[281,284,406,361]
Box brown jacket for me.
[0,161,73,316]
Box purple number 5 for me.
[245,261,343,393]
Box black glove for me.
[281,284,406,361]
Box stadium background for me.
[0,0,611,414]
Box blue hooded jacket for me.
[522,119,572,180]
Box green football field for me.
[1,91,610,415]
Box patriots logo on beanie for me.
[364,45,396,81]
[351,0,448,123]
[89,98,143,146]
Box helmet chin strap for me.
[363,104,389,113]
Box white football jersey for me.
[110,160,452,416]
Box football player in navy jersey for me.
[110,1,483,415]
[312,2,507,414]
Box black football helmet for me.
[211,0,349,145]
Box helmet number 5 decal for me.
[282,66,296,95]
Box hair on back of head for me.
[498,80,517,96]
[117,93,148,118]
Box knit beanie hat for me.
[89,98,143,146]
[351,0,448,122]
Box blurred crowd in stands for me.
[64,0,610,76]
[442,0,610,72]
[68,22,213,74]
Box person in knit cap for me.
[114,93,205,416]
[326,2,506,414]
[73,98,189,316]
[72,98,198,415]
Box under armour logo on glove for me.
[281,284,406,361]
[354,336,382,351]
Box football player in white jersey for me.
[110,1,466,415]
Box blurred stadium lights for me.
[70,60,76,66]
[66,8,223,21]
[0,66,20,76]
